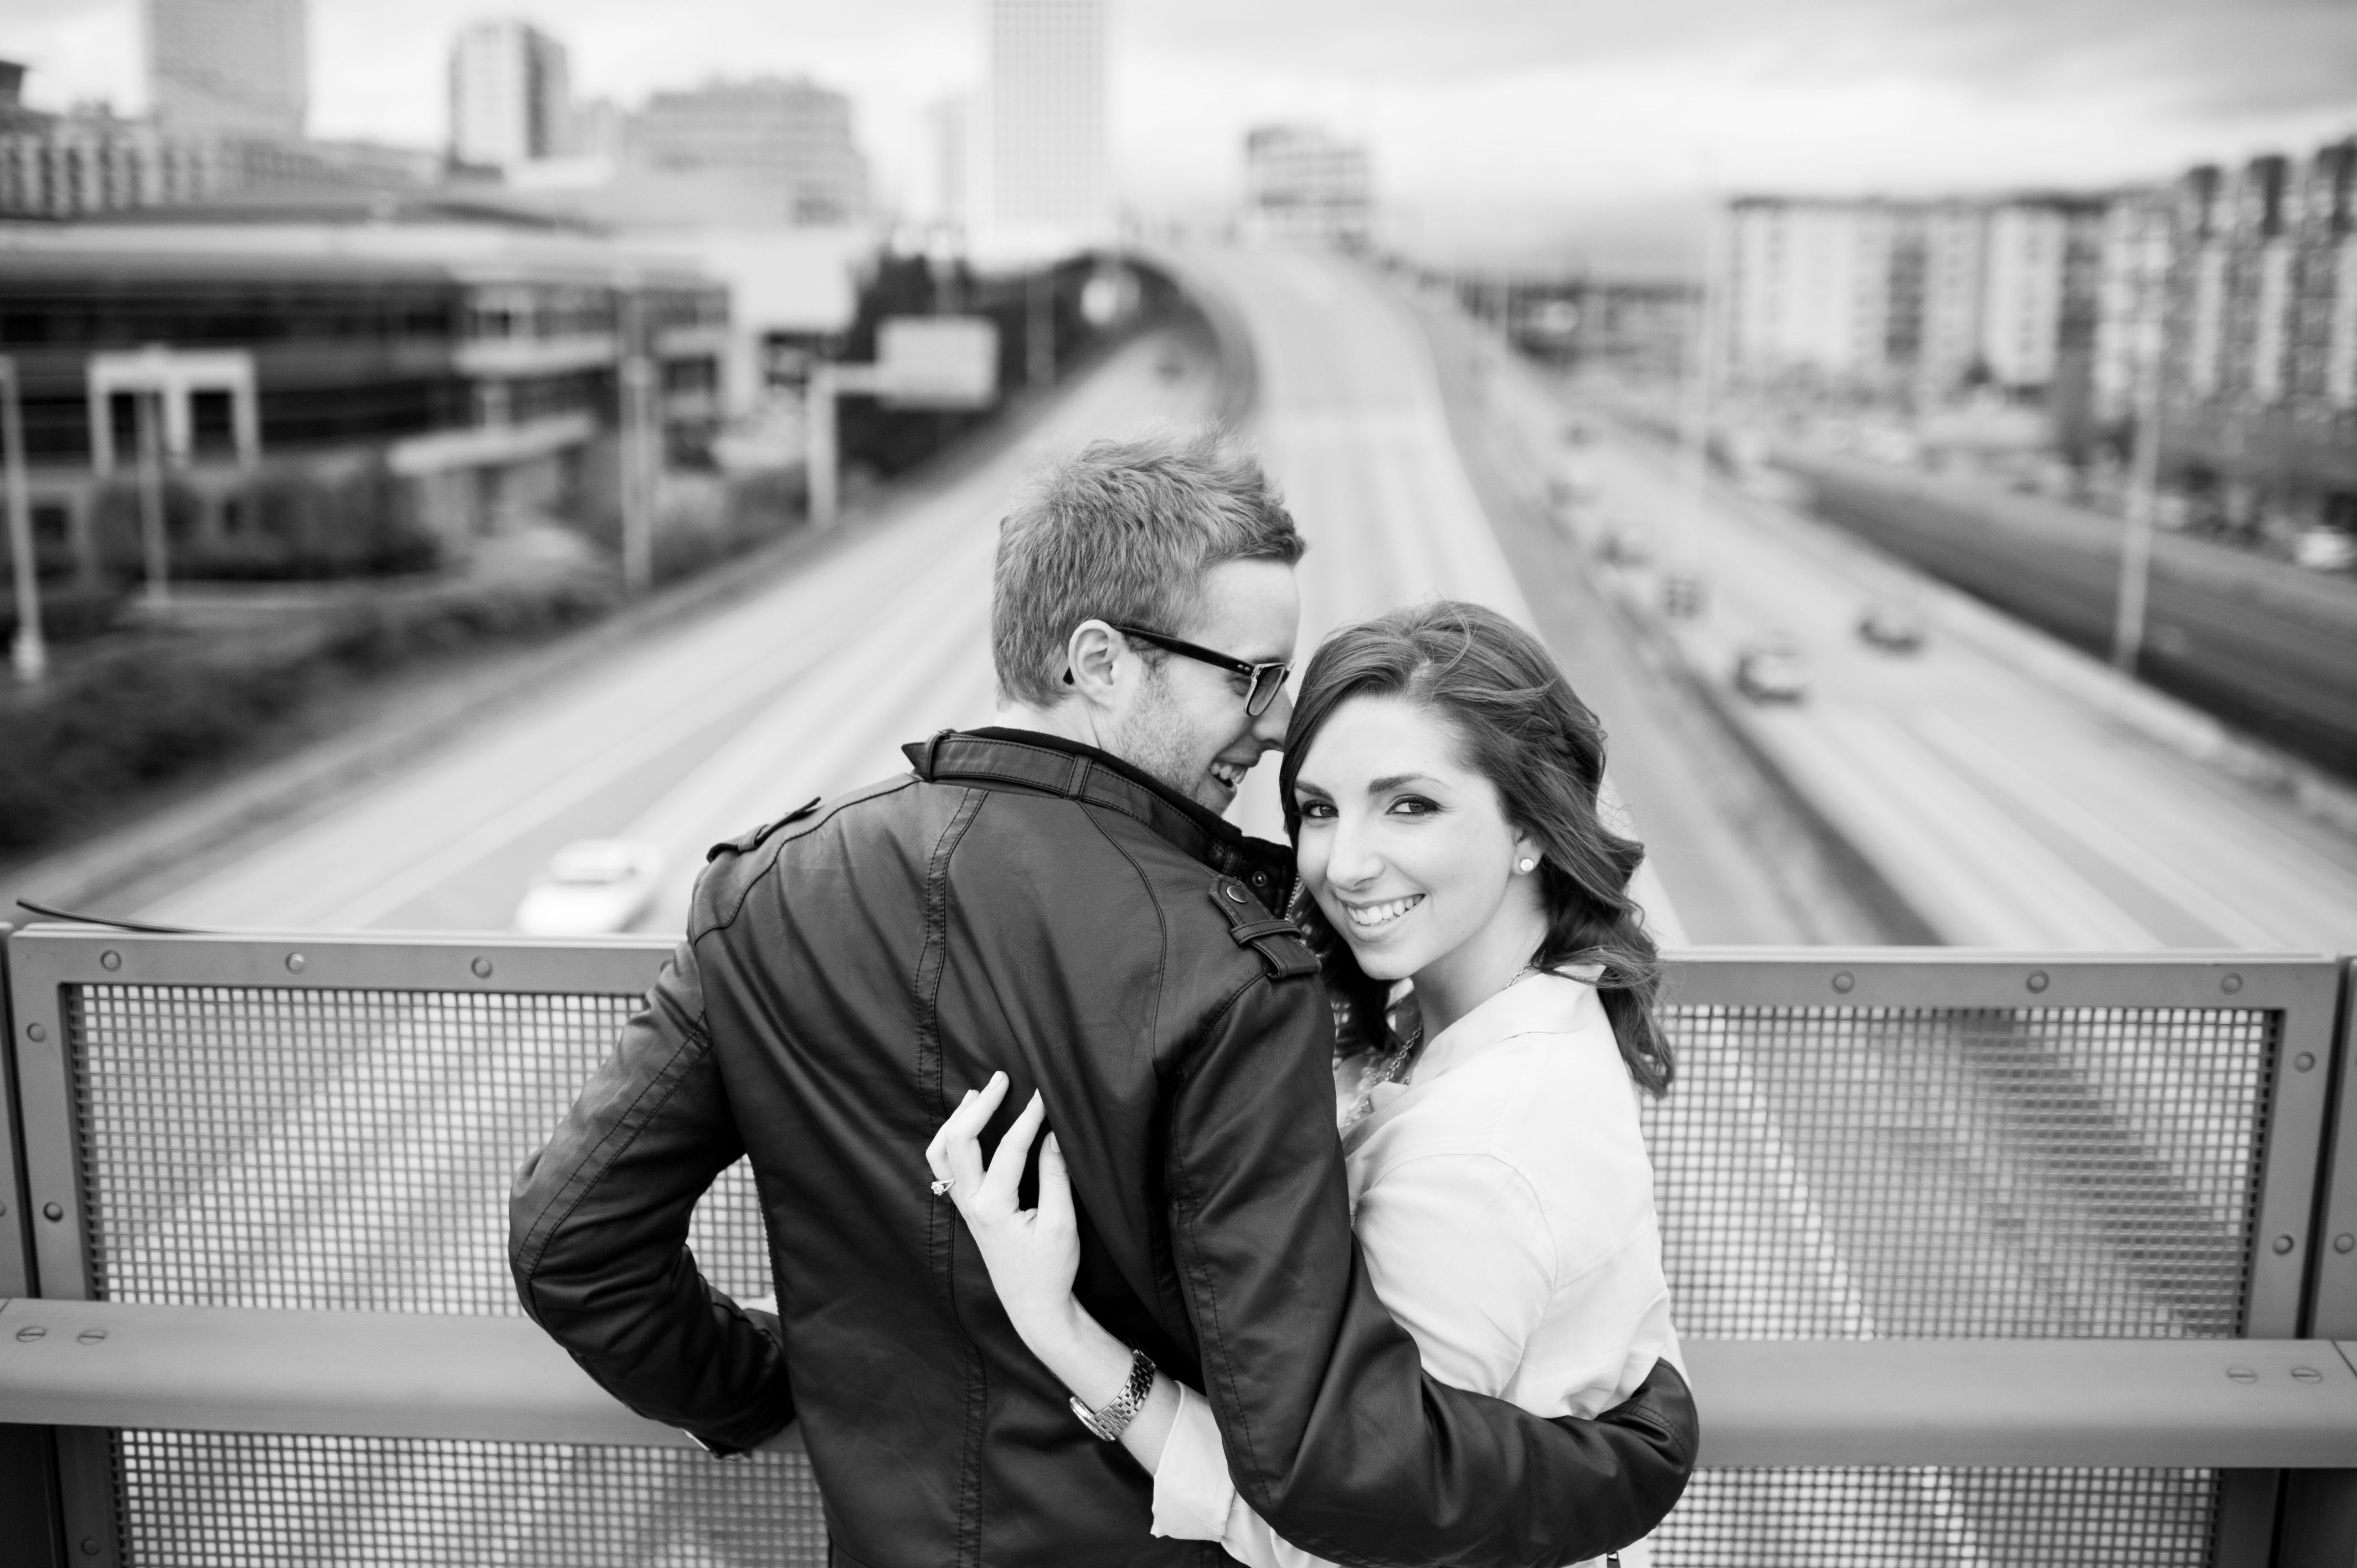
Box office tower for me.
[1243,125,1372,249]
[449,20,572,171]
[979,0,1108,239]
[632,78,867,224]
[923,94,970,225]
[145,0,308,140]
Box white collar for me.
[1413,968,1605,1087]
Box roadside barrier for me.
[3,925,2353,1566]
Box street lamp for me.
[1,355,44,683]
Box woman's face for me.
[1291,694,1536,983]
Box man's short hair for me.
[992,427,1305,708]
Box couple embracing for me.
[511,429,1697,1567]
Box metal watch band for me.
[1069,1348,1156,1442]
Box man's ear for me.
[1064,620,1125,706]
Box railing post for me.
[3,928,121,1566]
[1,923,70,1568]
[2277,957,2357,1567]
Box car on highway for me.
[514,839,667,935]
[1661,569,1708,619]
[2292,527,2356,572]
[1597,527,1653,567]
[1857,603,1927,653]
[1735,638,1810,703]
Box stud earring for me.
[1517,857,1537,873]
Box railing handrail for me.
[3,1298,2355,1469]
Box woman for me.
[927,600,1682,1568]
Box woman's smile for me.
[1339,892,1424,931]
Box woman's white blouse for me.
[1149,972,1683,1568]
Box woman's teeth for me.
[1344,894,1422,930]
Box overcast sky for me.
[10,0,2354,270]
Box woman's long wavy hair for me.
[1277,600,1672,1096]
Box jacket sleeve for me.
[507,936,796,1453]
[1165,974,1695,1568]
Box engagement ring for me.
[929,1178,956,1196]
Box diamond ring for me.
[929,1178,956,1196]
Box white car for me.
[514,840,667,935]
[2292,528,2356,572]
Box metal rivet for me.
[2292,1366,2323,1384]
[1224,886,1246,903]
[2226,1366,2257,1383]
[25,1023,44,1043]
[2273,1234,2297,1255]
[2025,971,2049,994]
[80,1539,99,1557]
[2296,1053,2318,1072]
[471,957,493,979]
[78,1329,106,1345]
[100,950,121,971]
[286,952,306,973]
[1831,971,1855,995]
[2221,972,2243,994]
[42,1202,63,1222]
[2335,1234,2355,1255]
[15,1325,45,1342]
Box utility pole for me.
[1,356,44,683]
[1026,269,1054,390]
[2112,217,2165,674]
[1674,200,1725,567]
[135,385,169,615]
[805,363,841,531]
[616,281,656,596]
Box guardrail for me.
[3,925,2354,1566]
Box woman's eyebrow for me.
[1367,773,1438,793]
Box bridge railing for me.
[3,924,2354,1567]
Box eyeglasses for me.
[1109,623,1293,717]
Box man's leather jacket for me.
[511,728,1696,1568]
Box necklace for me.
[1339,962,1551,1132]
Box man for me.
[511,430,1695,1567]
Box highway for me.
[1786,449,2357,780]
[1466,339,2357,952]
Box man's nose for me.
[1251,686,1293,749]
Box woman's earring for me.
[1517,857,1537,873]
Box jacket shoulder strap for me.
[1207,877,1320,981]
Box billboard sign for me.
[876,316,999,409]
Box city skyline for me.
[8,0,2354,267]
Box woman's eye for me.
[1388,796,1439,817]
[1298,801,1336,821]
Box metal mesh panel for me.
[69,985,774,1309]
[68,983,800,1566]
[117,1434,826,1567]
[1656,1468,2218,1567]
[1644,1004,2272,1338]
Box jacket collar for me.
[903,728,1298,910]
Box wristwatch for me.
[1071,1348,1157,1442]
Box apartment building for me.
[449,20,573,172]
[632,78,867,226]
[1242,125,1372,249]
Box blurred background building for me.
[974,0,1109,258]
[1242,124,1372,249]
[448,20,573,174]
[631,78,868,226]
[145,0,308,140]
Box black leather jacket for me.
[511,728,1695,1568]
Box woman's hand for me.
[925,1074,1109,1391]
[925,1070,1181,1467]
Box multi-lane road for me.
[1466,336,2357,952]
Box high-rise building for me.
[449,20,572,172]
[1724,198,1904,389]
[1243,125,1371,249]
[631,78,867,225]
[145,0,308,140]
[922,93,971,226]
[978,0,1108,245]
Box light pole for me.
[135,383,170,614]
[1,355,44,683]
[2112,213,2166,674]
